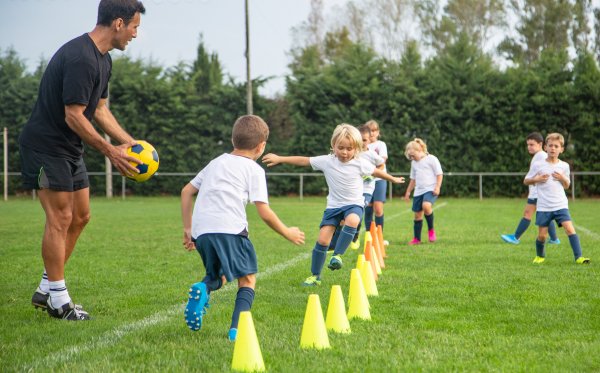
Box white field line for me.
[384,201,448,223]
[22,251,311,371]
[575,224,600,240]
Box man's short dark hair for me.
[97,0,146,26]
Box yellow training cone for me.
[356,254,365,270]
[360,261,378,297]
[231,311,265,372]
[300,294,330,349]
[325,285,351,334]
[347,269,371,320]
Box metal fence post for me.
[299,174,303,201]
[479,174,483,200]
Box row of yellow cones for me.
[231,224,388,372]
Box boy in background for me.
[180,115,305,341]
[525,133,589,264]
[501,132,560,245]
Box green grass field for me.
[1,197,599,372]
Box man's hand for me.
[107,141,142,177]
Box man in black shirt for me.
[19,0,146,321]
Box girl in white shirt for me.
[403,138,444,245]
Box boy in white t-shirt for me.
[180,115,305,341]
[263,124,404,286]
[525,133,589,264]
[501,132,560,245]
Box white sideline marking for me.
[22,251,311,371]
[384,201,448,223]
[576,225,600,240]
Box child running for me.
[403,138,444,245]
[262,124,404,286]
[329,124,386,251]
[180,115,305,342]
[525,133,590,264]
[501,132,560,245]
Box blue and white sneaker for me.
[184,282,209,332]
[548,238,561,245]
[501,234,520,244]
[228,328,237,342]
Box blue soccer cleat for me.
[548,238,561,245]
[228,328,237,342]
[501,234,520,244]
[327,255,343,270]
[184,282,209,332]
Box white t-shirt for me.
[310,154,376,209]
[367,140,388,181]
[410,154,443,197]
[527,150,548,199]
[525,159,570,212]
[190,153,268,238]
[360,150,385,195]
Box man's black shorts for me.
[20,146,89,192]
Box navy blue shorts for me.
[412,191,438,212]
[372,180,387,203]
[535,209,571,228]
[320,205,364,228]
[363,193,373,207]
[527,198,537,205]
[20,146,89,192]
[194,233,257,283]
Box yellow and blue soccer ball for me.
[126,140,159,182]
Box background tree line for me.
[1,0,599,197]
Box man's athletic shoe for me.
[548,238,561,245]
[184,282,209,332]
[302,275,321,287]
[328,255,343,270]
[228,328,237,342]
[47,301,90,320]
[428,229,437,243]
[575,257,590,264]
[349,239,360,250]
[532,256,545,264]
[501,234,520,244]
[32,288,88,315]
[408,238,421,245]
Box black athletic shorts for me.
[20,146,89,192]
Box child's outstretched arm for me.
[372,168,405,184]
[181,183,199,252]
[255,202,305,245]
[262,153,310,167]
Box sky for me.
[0,0,347,97]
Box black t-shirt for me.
[19,33,111,159]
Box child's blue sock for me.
[329,226,341,250]
[514,218,530,240]
[535,239,545,257]
[333,225,358,256]
[548,221,558,241]
[425,213,434,230]
[364,206,374,231]
[414,220,423,241]
[375,214,384,229]
[202,277,223,293]
[230,287,255,330]
[568,234,583,259]
[311,243,328,276]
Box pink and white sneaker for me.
[428,229,437,242]
[408,238,421,245]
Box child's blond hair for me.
[545,133,565,147]
[331,124,363,159]
[365,119,380,134]
[404,138,428,159]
